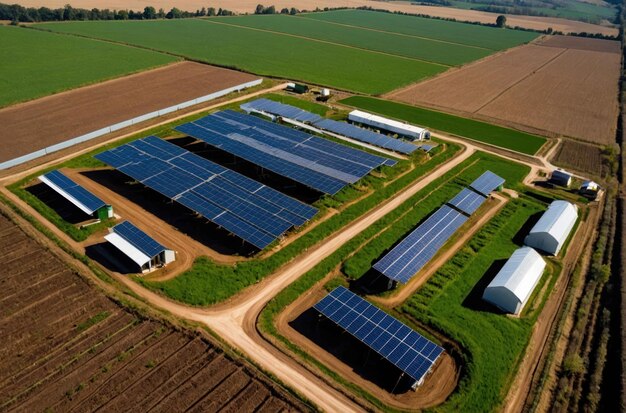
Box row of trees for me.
[0,3,235,22]
[254,4,299,15]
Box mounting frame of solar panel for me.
[314,286,444,385]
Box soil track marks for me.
[0,61,259,163]
[0,211,305,413]
[387,36,620,144]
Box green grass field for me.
[303,10,539,50]
[340,96,546,155]
[213,15,491,66]
[37,19,445,95]
[0,25,177,108]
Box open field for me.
[552,140,606,176]
[388,35,621,144]
[0,211,305,412]
[13,0,619,35]
[0,61,259,163]
[37,18,444,95]
[340,96,546,154]
[0,25,176,108]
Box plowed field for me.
[388,36,620,145]
[0,211,305,412]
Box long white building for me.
[483,247,547,315]
[348,110,431,141]
[524,200,578,255]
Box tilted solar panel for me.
[40,170,106,214]
[95,136,317,249]
[448,188,487,215]
[241,98,324,124]
[373,205,468,283]
[314,286,443,384]
[470,171,505,196]
[113,221,165,258]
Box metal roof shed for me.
[39,170,111,219]
[550,169,572,187]
[524,200,578,255]
[482,247,546,315]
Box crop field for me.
[0,25,176,108]
[37,11,536,95]
[552,140,605,176]
[340,96,546,155]
[0,211,304,412]
[388,35,621,144]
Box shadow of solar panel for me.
[373,205,468,283]
[42,170,106,213]
[448,188,487,215]
[470,171,505,196]
[114,221,165,258]
[314,286,443,384]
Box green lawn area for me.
[213,14,491,66]
[340,96,546,155]
[302,9,539,50]
[37,19,445,95]
[0,25,177,108]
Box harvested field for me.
[0,211,306,412]
[0,61,259,164]
[552,139,605,176]
[388,36,620,145]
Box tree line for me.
[0,3,235,23]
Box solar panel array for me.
[373,206,468,283]
[448,188,486,215]
[95,136,317,249]
[241,98,323,123]
[470,171,506,196]
[175,110,392,195]
[41,170,106,214]
[313,118,418,155]
[314,286,443,383]
[113,221,165,258]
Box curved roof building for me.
[483,247,547,315]
[524,200,578,255]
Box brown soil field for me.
[18,0,619,35]
[0,61,259,163]
[0,211,306,412]
[552,139,605,176]
[388,36,620,145]
[537,34,621,52]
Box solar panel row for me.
[95,136,317,249]
[373,205,468,283]
[314,286,443,384]
[176,110,391,195]
[470,171,505,196]
[241,98,323,124]
[448,188,486,215]
[41,170,106,214]
[113,221,165,258]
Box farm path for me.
[111,142,475,412]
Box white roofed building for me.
[348,110,431,141]
[483,247,547,315]
[524,200,578,255]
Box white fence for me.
[0,78,263,170]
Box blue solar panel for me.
[314,286,443,384]
[41,170,107,214]
[448,188,486,215]
[95,136,318,249]
[113,221,165,258]
[470,171,505,196]
[419,144,436,152]
[241,98,323,123]
[313,118,418,155]
[373,205,468,283]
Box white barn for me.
[524,200,578,255]
[483,247,546,315]
[348,110,431,141]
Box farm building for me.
[579,180,600,200]
[482,247,547,315]
[39,170,112,220]
[104,221,175,272]
[524,200,578,255]
[348,110,431,141]
[550,169,572,187]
